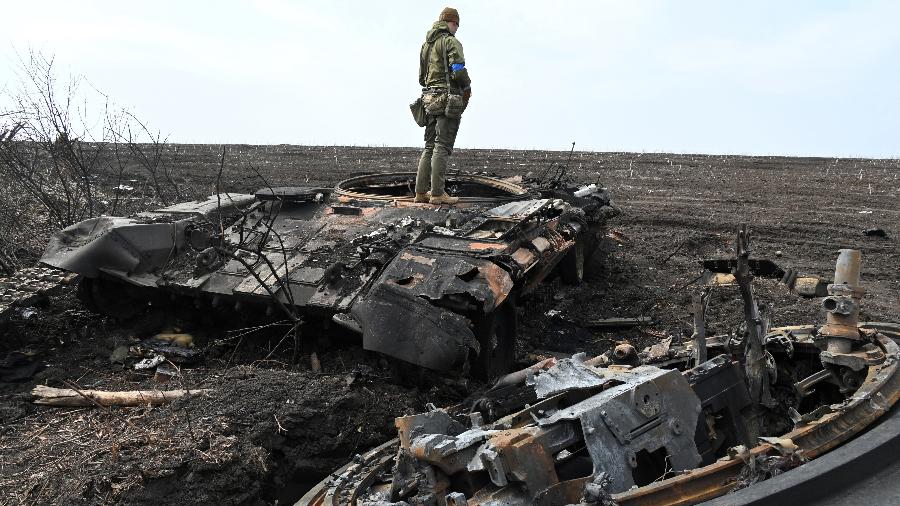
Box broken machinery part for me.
[300,247,900,506]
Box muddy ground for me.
[1,145,898,504]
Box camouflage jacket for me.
[419,21,471,93]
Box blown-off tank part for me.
[819,249,866,352]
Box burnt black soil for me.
[1,145,898,504]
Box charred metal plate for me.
[353,282,477,371]
[200,272,246,296]
[307,269,374,312]
[538,365,702,493]
[414,236,511,255]
[289,266,325,285]
[231,251,308,297]
[377,249,514,313]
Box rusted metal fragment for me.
[793,276,828,297]
[611,332,900,505]
[303,329,900,505]
[511,247,537,270]
[398,251,436,266]
[487,426,561,493]
[467,241,508,252]
[353,282,478,371]
[414,236,510,255]
[377,249,514,313]
[479,262,515,309]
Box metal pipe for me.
[833,249,861,286]
[820,249,865,342]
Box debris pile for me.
[300,243,900,505]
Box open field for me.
[1,145,898,504]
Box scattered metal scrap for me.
[300,241,900,506]
[40,172,617,377]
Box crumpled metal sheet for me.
[353,282,478,371]
[528,355,611,399]
[41,216,189,278]
[536,365,703,493]
[377,249,514,313]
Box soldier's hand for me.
[463,88,472,105]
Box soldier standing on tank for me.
[414,7,472,205]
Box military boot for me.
[429,193,459,205]
[414,191,431,203]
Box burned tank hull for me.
[41,173,616,376]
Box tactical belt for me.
[422,87,461,95]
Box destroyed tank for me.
[299,248,900,505]
[41,172,617,377]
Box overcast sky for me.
[2,1,898,157]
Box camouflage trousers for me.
[416,114,461,196]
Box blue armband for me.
[450,63,465,72]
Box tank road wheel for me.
[77,278,148,319]
[560,241,585,284]
[472,303,517,380]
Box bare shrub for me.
[0,50,181,266]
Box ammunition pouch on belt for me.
[422,88,465,118]
[410,96,427,127]
[445,92,465,119]
[423,89,447,116]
